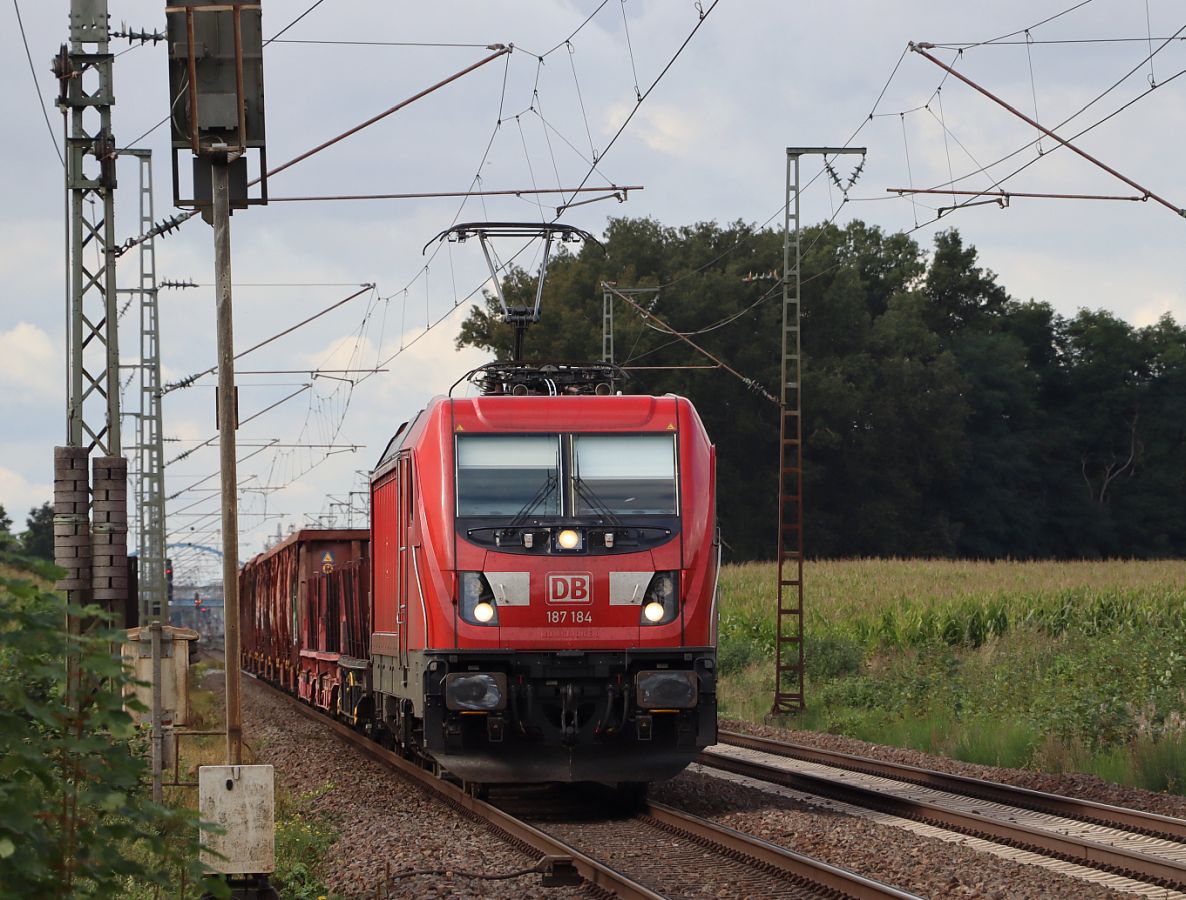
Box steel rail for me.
[719,730,1186,843]
[704,737,1186,889]
[644,802,921,899]
[257,676,663,899]
[251,673,915,897]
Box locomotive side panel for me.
[675,397,718,648]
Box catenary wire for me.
[14,0,63,165]
[932,35,1186,48]
[265,0,331,44]
[890,21,1186,204]
[964,0,1098,49]
[901,60,1186,234]
[167,5,718,535]
[269,39,496,48]
[905,37,1186,218]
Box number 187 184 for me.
[546,609,592,624]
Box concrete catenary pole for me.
[212,149,243,765]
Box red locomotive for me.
[240,223,719,785]
[239,384,719,784]
[366,382,719,783]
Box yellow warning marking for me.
[666,423,676,431]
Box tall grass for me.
[716,559,1186,793]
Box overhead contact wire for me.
[14,0,63,165]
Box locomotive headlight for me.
[556,528,583,551]
[459,572,498,626]
[640,571,679,626]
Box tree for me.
[455,214,1186,559]
[21,501,55,561]
[923,229,1008,335]
[0,505,11,535]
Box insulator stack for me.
[54,446,91,593]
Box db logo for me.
[547,573,592,604]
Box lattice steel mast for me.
[59,0,121,456]
[126,150,168,625]
[53,0,128,634]
[772,147,864,715]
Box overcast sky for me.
[4,1,1184,581]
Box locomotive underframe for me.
[372,647,716,783]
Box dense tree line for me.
[0,502,54,561]
[457,217,1186,560]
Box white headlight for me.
[474,601,495,623]
[556,528,582,550]
[643,600,665,623]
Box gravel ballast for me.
[207,668,1176,898]
[209,670,588,899]
[652,767,1131,899]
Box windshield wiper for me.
[572,476,624,526]
[509,472,558,526]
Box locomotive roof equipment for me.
[424,222,602,362]
[453,361,627,397]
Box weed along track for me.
[700,732,1186,897]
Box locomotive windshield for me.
[456,435,561,516]
[573,434,677,515]
[456,433,677,518]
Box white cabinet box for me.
[199,765,275,874]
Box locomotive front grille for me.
[417,647,716,783]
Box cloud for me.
[604,102,700,156]
[0,467,52,521]
[308,334,378,372]
[0,322,57,403]
[1131,292,1185,328]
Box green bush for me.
[717,610,775,675]
[720,560,1186,793]
[0,545,220,897]
[272,794,337,900]
[804,635,863,681]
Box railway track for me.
[250,674,919,898]
[703,730,1186,896]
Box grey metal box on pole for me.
[166,1,268,211]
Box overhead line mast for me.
[772,147,865,717]
[53,0,130,699]
[125,148,169,625]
